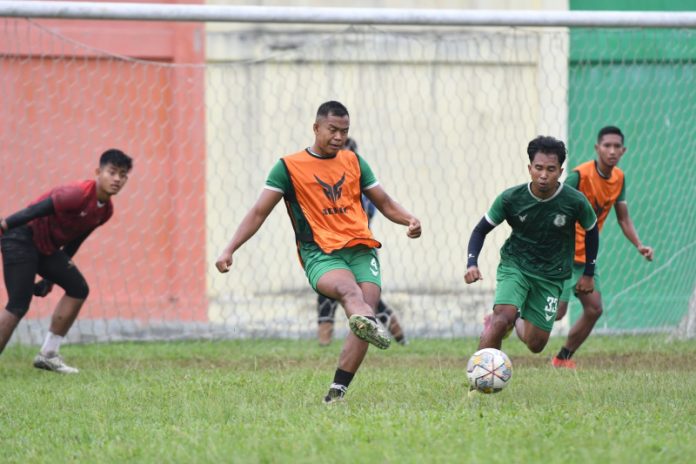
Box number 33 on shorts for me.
[544,297,558,321]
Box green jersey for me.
[485,183,597,281]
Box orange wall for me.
[0,0,207,321]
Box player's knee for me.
[66,280,89,300]
[490,314,512,334]
[526,338,547,353]
[585,303,603,320]
[335,284,363,307]
[6,305,30,319]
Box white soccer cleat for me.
[33,353,79,374]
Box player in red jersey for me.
[0,149,132,373]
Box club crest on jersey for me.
[553,214,567,227]
[314,173,346,204]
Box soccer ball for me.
[466,348,513,393]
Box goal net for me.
[1,14,695,344]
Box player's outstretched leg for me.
[317,271,389,403]
[552,291,603,369]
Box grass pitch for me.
[1,336,695,463]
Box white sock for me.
[41,332,64,356]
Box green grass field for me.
[2,336,695,463]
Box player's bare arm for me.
[362,185,421,238]
[465,217,496,284]
[215,189,284,273]
[614,202,653,261]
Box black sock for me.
[332,368,355,388]
[557,346,574,360]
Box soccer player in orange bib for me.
[316,137,408,347]
[552,126,654,369]
[215,101,421,403]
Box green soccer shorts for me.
[560,263,602,302]
[494,263,564,332]
[298,242,381,292]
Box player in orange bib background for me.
[552,126,654,369]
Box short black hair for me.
[597,126,624,144]
[527,136,567,166]
[343,137,358,152]
[100,149,133,172]
[316,101,349,119]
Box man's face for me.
[313,113,350,155]
[595,133,626,168]
[528,152,563,194]
[96,163,129,196]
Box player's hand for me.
[406,217,421,238]
[33,279,54,297]
[464,266,482,284]
[575,275,595,295]
[638,245,654,262]
[215,249,234,273]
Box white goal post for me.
[1,2,696,27]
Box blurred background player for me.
[0,149,133,373]
[464,136,598,372]
[215,101,421,403]
[552,126,654,369]
[317,137,407,346]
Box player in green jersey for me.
[464,136,599,358]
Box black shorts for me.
[1,226,89,318]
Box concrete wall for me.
[204,1,571,335]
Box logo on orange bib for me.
[314,173,346,204]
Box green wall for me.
[568,1,696,331]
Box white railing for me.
[1,1,696,27]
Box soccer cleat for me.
[348,315,391,349]
[33,353,79,374]
[551,356,577,369]
[323,383,348,404]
